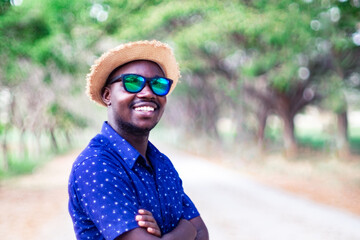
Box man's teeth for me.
[134,106,155,112]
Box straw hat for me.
[86,40,180,106]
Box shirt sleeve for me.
[72,157,139,240]
[163,158,200,220]
[178,178,200,220]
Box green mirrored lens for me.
[151,78,170,96]
[123,75,144,92]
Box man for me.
[68,40,209,240]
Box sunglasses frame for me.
[107,74,173,96]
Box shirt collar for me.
[100,122,140,169]
[146,141,164,170]
[100,122,165,170]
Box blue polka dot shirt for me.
[68,122,199,240]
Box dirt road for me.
[1,146,360,240]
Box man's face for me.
[103,60,167,136]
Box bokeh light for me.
[10,0,23,6]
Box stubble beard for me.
[116,118,157,137]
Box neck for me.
[120,131,149,157]
[108,120,150,157]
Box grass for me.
[296,129,360,154]
[264,125,360,153]
[349,128,360,154]
[350,138,360,154]
[152,123,360,160]
[0,145,59,179]
[154,123,360,215]
[2,121,359,180]
[296,131,332,151]
[0,154,43,178]
[0,128,95,179]
[153,123,360,215]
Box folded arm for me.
[189,216,209,240]
[115,218,197,240]
[135,208,208,240]
[116,214,208,240]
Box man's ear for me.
[102,87,111,106]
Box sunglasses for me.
[107,74,173,96]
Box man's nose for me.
[137,83,155,98]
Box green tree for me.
[109,0,359,156]
[1,0,359,165]
[0,0,96,169]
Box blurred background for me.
[0,0,360,239]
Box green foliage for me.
[350,136,360,154]
[0,153,39,179]
[242,53,279,77]
[265,125,282,142]
[107,0,359,151]
[269,63,299,92]
[297,134,331,151]
[297,130,360,154]
[0,0,10,14]
[319,74,348,112]
[349,127,360,154]
[0,0,96,173]
[1,0,360,167]
[48,102,88,129]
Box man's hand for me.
[117,216,197,240]
[135,209,161,237]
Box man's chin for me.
[118,121,156,136]
[131,127,152,136]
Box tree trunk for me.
[65,130,72,146]
[276,93,298,158]
[281,113,297,158]
[34,131,42,157]
[336,111,350,159]
[49,128,59,152]
[19,128,27,160]
[257,106,268,153]
[1,129,9,171]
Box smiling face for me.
[102,60,167,137]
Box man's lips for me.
[131,101,159,112]
[134,106,155,112]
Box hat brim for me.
[86,40,180,106]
